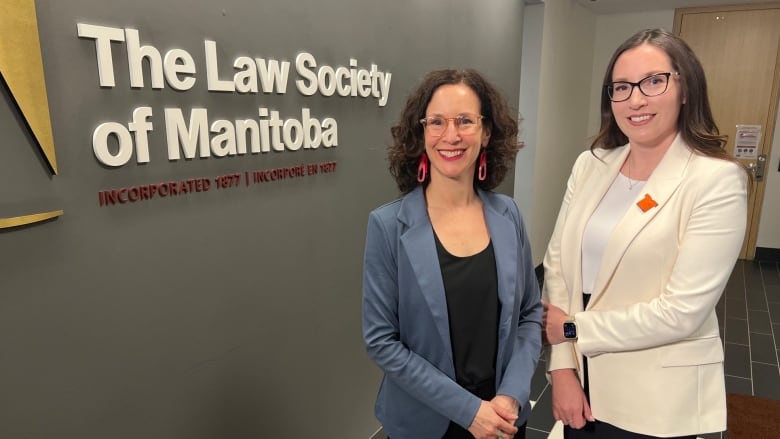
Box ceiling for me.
[574,0,761,15]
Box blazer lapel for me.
[589,136,691,307]
[561,146,630,306]
[480,190,517,363]
[397,187,452,363]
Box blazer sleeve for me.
[575,161,748,356]
[542,153,584,371]
[497,200,543,406]
[361,210,482,429]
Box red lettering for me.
[128,187,140,202]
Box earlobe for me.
[482,131,491,147]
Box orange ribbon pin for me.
[637,194,658,212]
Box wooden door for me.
[674,4,780,260]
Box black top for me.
[434,232,500,401]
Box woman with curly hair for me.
[362,69,542,439]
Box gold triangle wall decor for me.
[0,0,57,174]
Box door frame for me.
[674,2,780,260]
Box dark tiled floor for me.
[526,259,780,439]
[723,260,780,399]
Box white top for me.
[581,172,646,298]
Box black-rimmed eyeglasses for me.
[605,72,678,102]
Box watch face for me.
[563,322,577,339]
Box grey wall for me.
[0,1,524,438]
[528,1,596,263]
[514,3,544,238]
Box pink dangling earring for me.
[417,154,429,183]
[478,150,487,181]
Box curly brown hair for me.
[388,69,522,194]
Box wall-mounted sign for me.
[77,23,393,168]
[3,13,396,224]
[734,124,761,159]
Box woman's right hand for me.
[467,401,519,439]
[551,369,594,429]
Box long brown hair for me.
[388,69,521,194]
[591,28,732,164]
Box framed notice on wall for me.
[734,124,762,159]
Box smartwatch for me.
[563,318,577,341]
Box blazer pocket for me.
[660,336,724,367]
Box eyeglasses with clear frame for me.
[419,113,484,137]
[605,72,678,102]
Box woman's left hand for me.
[542,301,568,345]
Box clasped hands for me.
[468,395,519,439]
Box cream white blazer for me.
[543,135,747,437]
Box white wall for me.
[528,0,597,264]
[756,109,780,249]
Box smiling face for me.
[610,43,682,151]
[423,83,490,184]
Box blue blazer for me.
[362,186,542,439]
